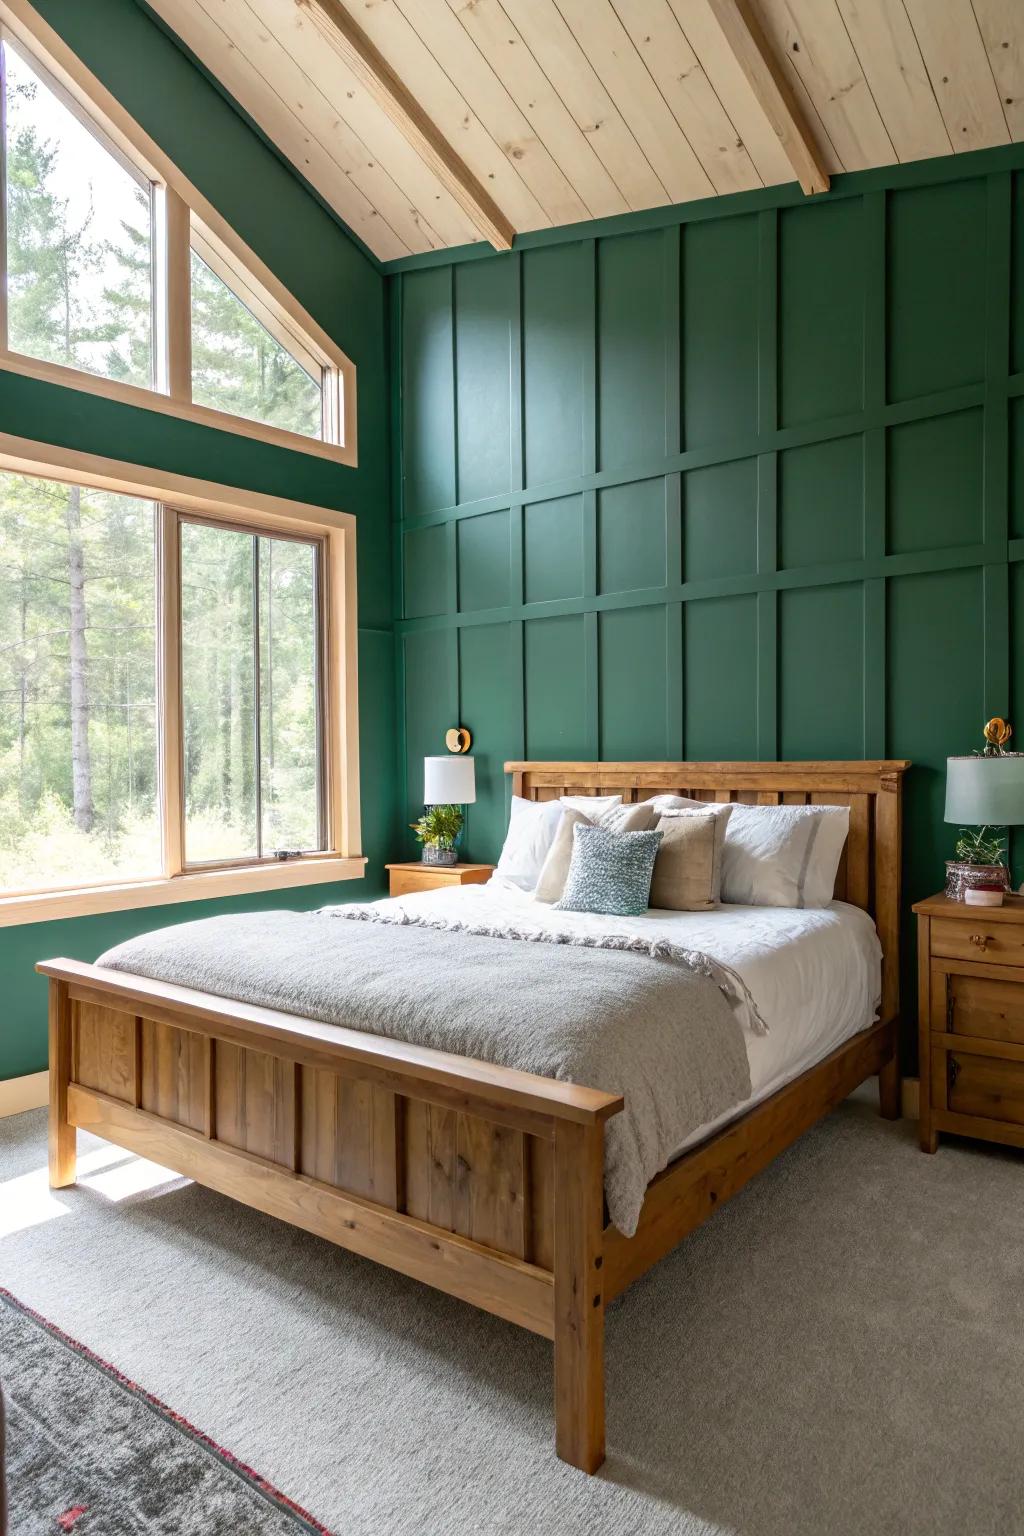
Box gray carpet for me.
[1,1097,1021,1536]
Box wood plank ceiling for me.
[146,0,1024,262]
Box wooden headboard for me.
[505,760,910,1028]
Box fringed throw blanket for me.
[98,908,754,1235]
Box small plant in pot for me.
[411,803,463,867]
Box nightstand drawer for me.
[389,868,451,897]
[931,917,1024,966]
[934,971,1024,1046]
[944,1050,1024,1129]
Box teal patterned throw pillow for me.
[554,824,663,917]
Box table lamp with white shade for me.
[944,719,1024,903]
[414,753,476,867]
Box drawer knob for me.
[969,932,989,950]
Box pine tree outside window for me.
[3,42,154,391]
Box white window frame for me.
[0,431,364,928]
[0,0,357,466]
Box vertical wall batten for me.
[756,210,778,438]
[508,250,526,762]
[983,173,1011,718]
[583,239,599,757]
[756,211,778,761]
[581,241,598,478]
[863,191,888,759]
[665,227,684,758]
[510,251,525,498]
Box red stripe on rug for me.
[0,1286,335,1536]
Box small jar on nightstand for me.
[914,891,1024,1155]
[386,862,494,899]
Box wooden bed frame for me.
[40,759,908,1473]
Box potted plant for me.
[945,825,1011,902]
[411,803,463,867]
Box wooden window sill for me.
[0,351,357,468]
[0,855,368,928]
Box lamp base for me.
[944,860,1011,901]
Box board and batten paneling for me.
[394,144,1024,1061]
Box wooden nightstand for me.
[914,891,1024,1154]
[385,862,494,898]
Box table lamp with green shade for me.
[944,718,1024,902]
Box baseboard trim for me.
[901,1076,920,1120]
[0,1069,48,1117]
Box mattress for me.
[377,879,883,1157]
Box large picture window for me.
[0,457,360,920]
[0,29,354,461]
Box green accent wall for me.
[0,0,394,1080]
[393,145,1024,1057]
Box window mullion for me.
[320,366,332,443]
[158,504,185,878]
[154,184,191,401]
[252,533,263,861]
[0,39,9,353]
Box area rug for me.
[0,1287,332,1535]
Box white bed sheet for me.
[375,879,882,1156]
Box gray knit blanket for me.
[97,909,752,1235]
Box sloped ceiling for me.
[146,0,1024,262]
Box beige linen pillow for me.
[649,805,733,910]
[535,803,656,903]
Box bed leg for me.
[553,1119,606,1473]
[48,978,76,1189]
[878,1047,901,1121]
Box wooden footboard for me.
[40,959,622,1472]
[40,956,897,1473]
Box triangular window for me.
[190,243,324,441]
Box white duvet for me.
[373,878,882,1155]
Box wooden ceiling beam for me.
[299,0,516,251]
[703,0,830,195]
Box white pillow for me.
[720,804,850,908]
[801,806,851,906]
[493,797,564,891]
[493,794,623,892]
